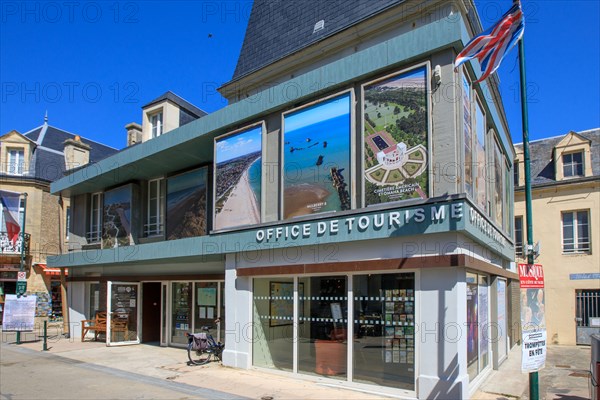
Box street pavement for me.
[0,328,595,400]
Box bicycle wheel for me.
[187,343,212,365]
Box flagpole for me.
[516,15,539,400]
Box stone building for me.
[0,115,117,325]
[514,128,600,345]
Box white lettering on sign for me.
[469,207,507,247]
[255,203,465,243]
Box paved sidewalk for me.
[475,344,593,400]
[1,330,393,399]
[1,328,594,400]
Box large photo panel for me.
[283,92,352,219]
[102,185,132,248]
[166,167,208,240]
[363,66,429,206]
[214,124,263,230]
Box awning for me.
[38,264,68,277]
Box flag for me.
[0,190,21,244]
[455,2,524,83]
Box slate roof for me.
[514,128,600,186]
[231,0,405,81]
[142,91,207,118]
[13,123,119,183]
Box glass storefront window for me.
[467,272,490,380]
[478,275,489,370]
[298,276,347,378]
[466,273,479,380]
[194,282,218,337]
[88,282,101,317]
[252,278,294,371]
[353,273,415,390]
[171,282,192,345]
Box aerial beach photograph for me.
[214,125,262,230]
[283,93,352,219]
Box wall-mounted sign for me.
[363,66,429,206]
[282,92,352,218]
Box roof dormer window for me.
[562,151,584,178]
[7,148,25,175]
[151,112,163,138]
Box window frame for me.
[7,147,25,175]
[562,151,584,178]
[88,192,102,243]
[514,216,524,256]
[150,112,163,138]
[145,178,165,236]
[561,209,591,254]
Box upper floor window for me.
[88,193,102,243]
[514,160,520,186]
[562,151,583,178]
[151,112,163,138]
[146,178,165,236]
[7,148,25,175]
[562,210,590,254]
[514,216,524,256]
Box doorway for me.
[142,282,161,343]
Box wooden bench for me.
[81,312,128,342]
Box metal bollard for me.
[43,321,48,351]
[16,331,21,345]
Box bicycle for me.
[186,325,224,366]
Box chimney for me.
[126,122,142,147]
[64,135,91,170]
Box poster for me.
[102,185,132,248]
[363,67,429,206]
[197,287,217,306]
[214,125,262,229]
[518,263,546,372]
[166,168,208,240]
[283,93,352,218]
[1,294,37,331]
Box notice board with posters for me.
[1,294,37,331]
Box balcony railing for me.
[0,231,31,255]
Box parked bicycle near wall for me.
[186,324,224,366]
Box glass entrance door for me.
[107,281,140,346]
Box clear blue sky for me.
[1,1,598,149]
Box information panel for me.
[1,294,37,331]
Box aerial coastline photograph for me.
[102,185,132,248]
[283,93,352,219]
[215,126,262,229]
[166,168,208,239]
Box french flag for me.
[0,190,21,244]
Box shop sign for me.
[518,263,546,372]
[255,202,464,243]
